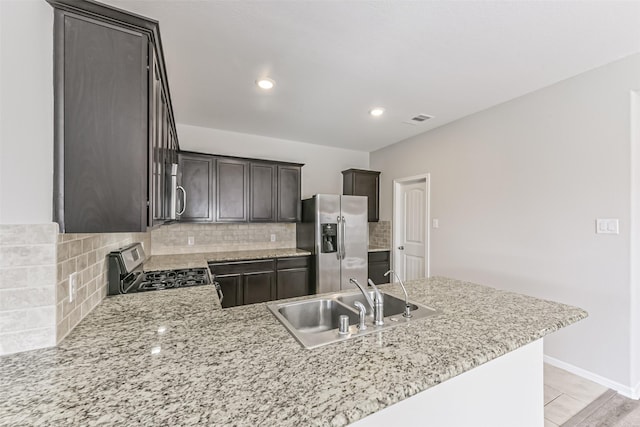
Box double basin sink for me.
[267,289,438,349]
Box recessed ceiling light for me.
[369,107,385,117]
[256,78,275,90]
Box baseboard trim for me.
[544,355,640,400]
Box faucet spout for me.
[348,278,375,313]
[367,279,384,325]
[384,270,412,318]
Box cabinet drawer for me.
[368,251,390,263]
[277,256,310,270]
[209,259,275,275]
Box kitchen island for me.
[0,277,586,426]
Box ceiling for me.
[102,0,640,152]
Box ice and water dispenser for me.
[321,223,337,253]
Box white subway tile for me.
[0,306,55,333]
[0,287,55,311]
[0,327,55,355]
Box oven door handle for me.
[214,281,223,305]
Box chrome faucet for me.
[384,270,412,318]
[349,278,384,326]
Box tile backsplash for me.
[2,220,296,355]
[0,223,150,356]
[368,220,391,249]
[0,224,58,355]
[56,232,150,342]
[151,223,296,255]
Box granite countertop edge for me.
[144,247,312,270]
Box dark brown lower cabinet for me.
[243,271,276,305]
[368,251,390,285]
[276,257,310,299]
[210,256,310,308]
[216,274,242,308]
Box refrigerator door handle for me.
[336,216,342,260]
[340,215,346,259]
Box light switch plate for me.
[432,218,439,229]
[596,218,619,234]
[270,234,276,242]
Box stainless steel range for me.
[108,243,210,295]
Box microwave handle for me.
[176,186,186,215]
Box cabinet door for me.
[368,263,390,284]
[243,271,276,304]
[148,52,159,226]
[277,165,301,222]
[216,158,249,222]
[249,162,276,222]
[59,13,148,232]
[276,268,309,300]
[368,251,390,284]
[342,170,380,222]
[179,153,214,222]
[216,274,242,308]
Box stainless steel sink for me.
[277,299,359,333]
[267,290,438,349]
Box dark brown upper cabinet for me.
[277,165,302,222]
[49,0,179,233]
[178,152,215,222]
[249,162,277,222]
[216,158,250,222]
[342,169,381,222]
[178,152,302,224]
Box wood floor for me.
[544,364,640,426]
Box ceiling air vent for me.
[411,114,432,122]
[402,114,433,126]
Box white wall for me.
[0,0,53,224]
[631,90,640,395]
[176,124,369,198]
[371,53,640,392]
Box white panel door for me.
[397,180,427,281]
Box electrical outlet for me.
[69,272,78,303]
[270,234,276,242]
[188,236,195,245]
[432,218,439,229]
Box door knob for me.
[398,246,405,250]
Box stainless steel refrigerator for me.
[296,194,368,294]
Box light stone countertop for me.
[144,247,312,271]
[368,246,390,252]
[0,277,587,426]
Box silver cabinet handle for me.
[176,186,186,215]
[214,281,223,304]
[398,246,405,250]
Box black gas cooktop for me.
[108,243,210,295]
[138,268,209,291]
